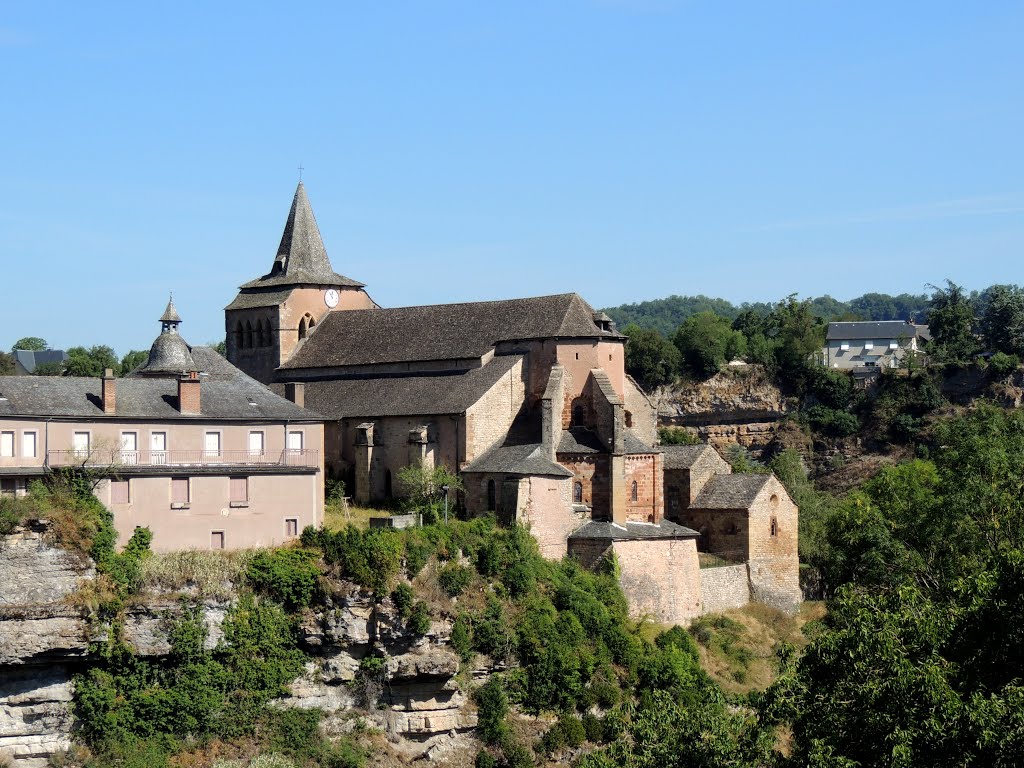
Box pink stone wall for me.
[613,538,702,626]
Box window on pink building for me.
[285,518,298,538]
[111,479,130,504]
[631,480,638,502]
[230,476,248,504]
[171,477,189,505]
[211,531,225,550]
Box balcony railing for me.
[46,448,319,469]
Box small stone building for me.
[662,444,801,612]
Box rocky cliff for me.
[654,366,794,454]
[0,525,479,767]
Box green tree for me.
[120,350,149,375]
[768,296,826,392]
[980,284,1024,356]
[397,462,464,522]
[926,280,979,360]
[673,311,747,379]
[11,336,47,352]
[0,351,13,376]
[623,324,680,389]
[64,345,121,377]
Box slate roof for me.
[239,183,363,290]
[281,293,621,370]
[661,444,715,469]
[224,288,295,311]
[298,354,523,419]
[462,442,573,477]
[556,427,658,456]
[826,321,924,341]
[137,331,196,375]
[159,297,182,323]
[690,474,772,509]
[13,349,67,374]
[0,349,317,422]
[568,519,699,541]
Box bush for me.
[438,562,472,597]
[559,714,586,748]
[407,600,431,634]
[988,351,1020,378]
[806,405,860,438]
[451,613,474,661]
[390,582,415,619]
[475,750,498,768]
[582,712,605,743]
[474,678,510,745]
[658,426,700,445]
[246,549,322,610]
[891,413,922,444]
[303,527,403,594]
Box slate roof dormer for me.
[239,182,364,290]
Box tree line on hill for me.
[616,282,1024,391]
[0,337,228,378]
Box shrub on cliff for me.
[246,548,322,609]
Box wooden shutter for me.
[111,480,130,504]
[230,476,248,503]
[172,478,189,504]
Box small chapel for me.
[225,183,800,622]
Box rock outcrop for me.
[0,525,482,766]
[655,366,793,454]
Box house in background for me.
[0,301,325,552]
[12,349,68,376]
[823,320,929,370]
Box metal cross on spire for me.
[298,163,304,182]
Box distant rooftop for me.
[826,320,927,341]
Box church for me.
[225,183,800,623]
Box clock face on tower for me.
[324,289,340,308]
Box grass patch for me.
[322,502,391,532]
[140,550,255,600]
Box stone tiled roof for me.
[137,331,195,375]
[826,321,925,341]
[690,473,771,509]
[661,444,716,469]
[556,427,658,456]
[159,298,182,323]
[298,355,523,419]
[463,442,573,477]
[568,519,699,541]
[239,183,364,290]
[281,293,621,370]
[224,288,295,311]
[0,349,317,422]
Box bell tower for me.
[225,182,377,383]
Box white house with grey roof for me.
[0,301,326,552]
[823,320,929,369]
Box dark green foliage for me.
[475,750,499,768]
[725,444,769,474]
[988,351,1020,378]
[806,366,855,410]
[451,613,474,661]
[927,280,979,361]
[769,449,836,567]
[582,712,606,743]
[74,596,305,754]
[623,324,681,388]
[673,311,748,379]
[866,371,944,442]
[259,707,366,767]
[474,678,510,745]
[64,345,122,377]
[301,526,403,594]
[403,531,433,578]
[805,405,859,437]
[437,561,472,597]
[246,548,322,609]
[981,284,1024,355]
[0,350,14,376]
[12,336,48,351]
[407,600,432,634]
[390,582,415,619]
[657,426,700,445]
[119,349,149,375]
[559,714,586,747]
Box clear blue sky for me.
[2,2,1022,355]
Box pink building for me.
[0,301,325,551]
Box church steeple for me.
[239,182,364,290]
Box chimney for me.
[285,381,305,408]
[101,368,116,414]
[178,370,201,415]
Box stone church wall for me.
[521,476,579,559]
[624,453,663,524]
[463,358,527,464]
[746,478,801,612]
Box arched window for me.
[573,481,583,504]
[487,479,496,510]
[261,318,271,347]
[631,480,638,502]
[298,317,308,341]
[572,404,585,427]
[244,321,254,349]
[235,321,244,349]
[770,516,778,537]
[384,470,393,499]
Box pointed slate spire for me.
[160,294,182,330]
[240,182,364,289]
